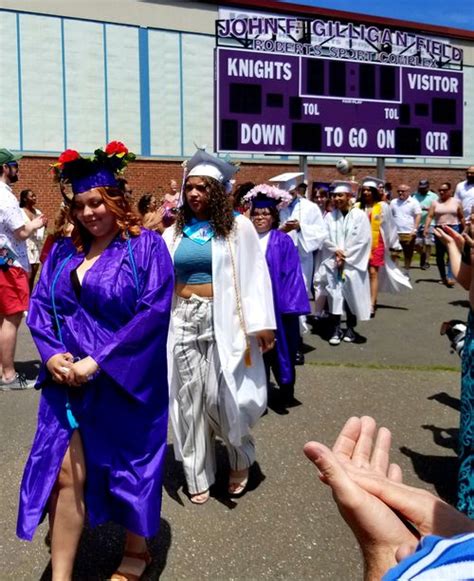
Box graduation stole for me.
[368,202,384,252]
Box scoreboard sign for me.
[215,12,464,157]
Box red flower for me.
[105,141,128,156]
[58,149,80,165]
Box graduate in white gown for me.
[163,149,276,504]
[314,182,372,345]
[355,177,411,317]
[276,173,326,298]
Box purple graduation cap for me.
[52,141,135,195]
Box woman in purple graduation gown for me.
[245,184,310,407]
[16,142,174,581]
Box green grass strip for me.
[306,360,459,373]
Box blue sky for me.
[281,0,474,31]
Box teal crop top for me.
[174,236,213,284]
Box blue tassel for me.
[66,402,80,429]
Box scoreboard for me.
[216,47,463,157]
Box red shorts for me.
[369,238,385,268]
[0,266,30,315]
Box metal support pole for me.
[299,155,308,180]
[376,157,385,181]
[299,155,309,197]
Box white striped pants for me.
[172,295,255,495]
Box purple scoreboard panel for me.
[216,47,463,157]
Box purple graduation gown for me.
[17,229,174,541]
[265,230,310,384]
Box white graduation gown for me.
[378,202,412,293]
[314,208,372,321]
[279,197,326,296]
[163,215,276,456]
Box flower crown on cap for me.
[51,141,136,195]
[243,183,293,209]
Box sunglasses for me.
[438,188,449,192]
[185,184,207,193]
[6,162,18,169]
[397,190,409,193]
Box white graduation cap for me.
[186,148,239,185]
[361,176,385,190]
[268,172,304,193]
[331,180,357,195]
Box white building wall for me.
[0,2,472,166]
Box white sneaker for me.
[0,373,34,390]
[329,332,342,346]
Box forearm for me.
[363,549,397,581]
[14,222,36,240]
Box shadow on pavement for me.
[375,304,409,312]
[422,424,459,452]
[414,278,445,284]
[428,391,461,412]
[301,341,316,355]
[399,446,458,505]
[39,518,172,580]
[307,317,332,341]
[449,299,470,309]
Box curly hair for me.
[175,176,234,238]
[69,186,141,252]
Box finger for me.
[352,416,377,467]
[304,442,363,507]
[463,232,474,247]
[388,463,403,483]
[443,225,458,236]
[369,427,392,475]
[349,471,432,532]
[332,417,362,461]
[261,342,272,354]
[395,542,418,563]
[63,352,74,362]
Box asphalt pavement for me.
[0,262,467,580]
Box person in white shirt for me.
[454,165,474,223]
[19,189,45,290]
[0,148,46,390]
[390,184,422,275]
[277,174,326,363]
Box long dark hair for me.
[175,176,234,238]
[358,185,382,209]
[69,186,141,252]
[19,189,32,208]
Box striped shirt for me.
[383,533,474,580]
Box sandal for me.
[109,549,152,581]
[189,489,210,505]
[228,468,249,497]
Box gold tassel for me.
[244,343,252,367]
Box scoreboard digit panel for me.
[216,47,463,157]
